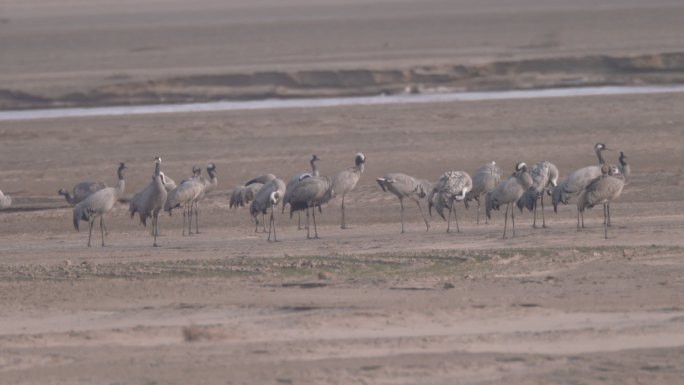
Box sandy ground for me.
[2,1,684,384]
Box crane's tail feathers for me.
[551,185,571,213]
[72,205,90,231]
[73,209,80,231]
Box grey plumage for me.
[332,153,365,229]
[250,178,286,241]
[0,190,11,209]
[230,183,263,209]
[245,173,276,186]
[485,162,534,239]
[551,143,612,212]
[73,163,127,247]
[577,164,625,239]
[285,154,321,230]
[287,176,334,239]
[159,172,177,192]
[517,161,559,228]
[232,172,276,232]
[129,157,168,246]
[464,161,502,224]
[376,173,432,233]
[428,171,473,233]
[59,180,107,205]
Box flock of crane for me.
[0,143,629,247]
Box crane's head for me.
[270,191,280,206]
[154,156,162,164]
[311,154,320,162]
[595,143,612,151]
[355,153,366,165]
[515,162,527,173]
[619,151,627,162]
[609,165,620,176]
[58,188,67,196]
[192,165,202,176]
[118,162,127,178]
[207,163,217,174]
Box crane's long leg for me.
[607,203,612,227]
[182,206,187,236]
[503,203,509,239]
[312,205,319,239]
[541,192,547,228]
[306,208,311,239]
[400,198,405,234]
[532,198,538,228]
[297,211,303,230]
[415,200,430,232]
[511,204,516,237]
[604,203,609,239]
[194,201,200,234]
[340,194,347,229]
[187,204,194,235]
[476,197,481,225]
[100,216,105,247]
[153,212,159,247]
[268,209,278,242]
[447,204,452,233]
[577,207,581,230]
[454,204,460,233]
[88,216,96,247]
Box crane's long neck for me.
[61,191,76,204]
[206,169,218,188]
[619,160,630,178]
[596,148,606,165]
[355,162,365,175]
[115,169,126,196]
[153,162,164,189]
[311,159,319,177]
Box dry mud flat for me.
[1,91,684,384]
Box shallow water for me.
[2,84,684,122]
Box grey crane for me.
[0,190,11,209]
[577,164,625,239]
[287,176,334,239]
[129,157,168,247]
[376,173,432,233]
[464,161,502,224]
[551,143,612,220]
[285,154,321,230]
[250,178,286,241]
[188,163,218,234]
[485,162,534,239]
[517,161,559,228]
[428,171,473,233]
[164,165,202,235]
[73,163,127,247]
[164,163,217,235]
[332,153,365,229]
[59,180,106,205]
